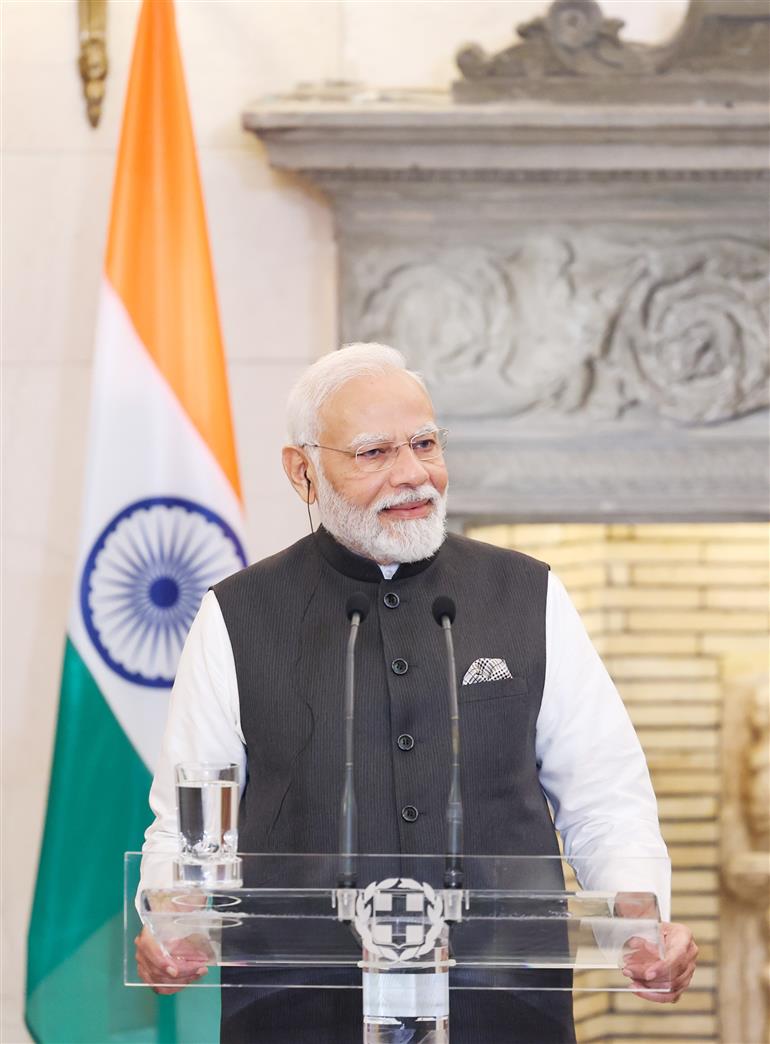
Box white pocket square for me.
[462,657,513,685]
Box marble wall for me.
[1,2,688,1039]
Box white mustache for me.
[374,486,439,512]
[313,467,447,563]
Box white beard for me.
[314,469,447,564]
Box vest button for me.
[397,733,414,752]
[401,805,419,823]
[391,658,408,675]
[383,591,400,609]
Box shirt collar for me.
[314,526,441,582]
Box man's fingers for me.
[138,957,207,982]
[628,961,696,1002]
[632,968,695,1004]
[623,961,694,990]
[624,926,698,979]
[668,965,696,993]
[624,935,657,951]
[659,937,691,966]
[643,940,698,984]
[622,935,664,977]
[624,922,697,1005]
[136,958,207,992]
[135,927,209,994]
[622,958,668,983]
[629,970,690,995]
[661,923,696,958]
[623,936,658,958]
[641,959,669,981]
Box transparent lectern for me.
[126,849,671,1042]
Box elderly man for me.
[136,343,697,1042]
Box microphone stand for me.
[338,594,369,889]
[433,598,464,891]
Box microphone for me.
[338,592,370,888]
[432,596,464,890]
[431,596,456,627]
[347,592,370,623]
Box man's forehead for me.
[319,371,435,438]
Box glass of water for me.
[173,762,242,887]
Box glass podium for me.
[125,851,671,1042]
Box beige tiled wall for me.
[466,522,770,1043]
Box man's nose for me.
[388,442,430,485]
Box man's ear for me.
[282,446,317,504]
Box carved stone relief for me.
[456,0,666,83]
[607,237,770,424]
[351,235,770,427]
[454,0,770,103]
[720,676,770,1044]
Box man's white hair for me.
[286,342,427,446]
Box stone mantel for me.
[244,95,769,177]
[243,9,769,524]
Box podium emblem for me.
[355,878,445,963]
[80,496,246,687]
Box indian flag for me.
[25,2,245,1040]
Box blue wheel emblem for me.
[80,496,247,688]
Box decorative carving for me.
[457,0,658,82]
[356,242,605,420]
[721,677,770,1044]
[671,1,770,76]
[454,0,770,103]
[353,236,769,427]
[78,0,108,128]
[608,238,770,424]
[745,687,769,853]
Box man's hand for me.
[135,926,210,995]
[622,922,698,1003]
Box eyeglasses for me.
[302,428,448,474]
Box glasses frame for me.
[301,427,449,474]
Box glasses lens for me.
[410,430,447,459]
[355,443,396,472]
[354,430,448,472]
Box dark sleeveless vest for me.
[213,529,576,1044]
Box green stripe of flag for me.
[26,639,219,1042]
[28,640,152,993]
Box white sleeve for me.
[140,589,245,889]
[536,572,671,921]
